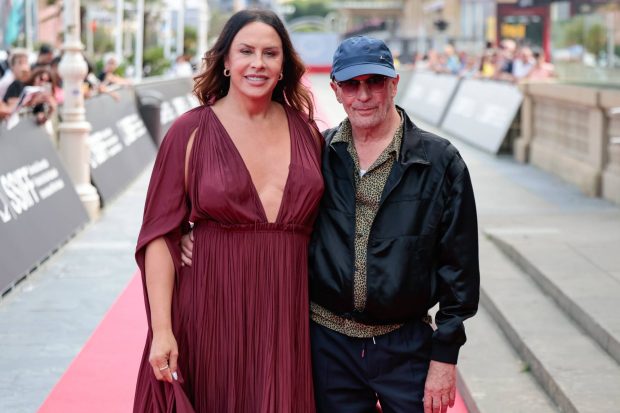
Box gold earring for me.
[223,68,231,77]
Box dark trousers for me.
[310,320,433,413]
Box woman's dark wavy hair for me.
[193,9,314,120]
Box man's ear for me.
[391,74,400,98]
[330,81,342,103]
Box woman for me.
[525,50,556,82]
[26,67,58,124]
[133,9,323,413]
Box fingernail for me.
[172,371,178,381]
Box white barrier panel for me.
[399,70,462,127]
[441,78,523,154]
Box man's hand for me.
[423,360,456,413]
[180,231,194,267]
[0,106,10,120]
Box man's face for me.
[105,59,118,72]
[331,74,399,131]
[11,55,30,82]
[39,52,53,65]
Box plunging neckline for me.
[208,105,293,224]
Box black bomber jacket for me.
[309,107,480,364]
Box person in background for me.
[496,39,516,81]
[512,46,535,81]
[25,67,58,124]
[3,49,32,111]
[444,44,462,75]
[32,43,54,69]
[479,51,498,79]
[97,55,131,87]
[0,100,10,120]
[0,48,29,104]
[525,50,556,82]
[0,50,8,78]
[459,54,480,78]
[49,55,64,104]
[169,55,194,77]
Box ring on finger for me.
[159,364,170,371]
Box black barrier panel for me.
[441,79,523,154]
[399,71,461,126]
[134,77,199,141]
[0,119,89,294]
[85,87,157,204]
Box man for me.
[308,36,479,413]
[97,55,131,86]
[0,101,10,120]
[181,36,479,413]
[32,43,54,69]
[512,46,535,81]
[3,48,31,110]
[0,48,28,103]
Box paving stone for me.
[458,304,557,413]
[480,237,620,413]
[487,230,620,365]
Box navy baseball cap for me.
[331,36,396,82]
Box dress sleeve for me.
[135,108,200,324]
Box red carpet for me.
[38,270,468,412]
[38,272,146,413]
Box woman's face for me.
[34,73,51,86]
[224,21,284,101]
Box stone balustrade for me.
[601,90,620,204]
[514,83,619,204]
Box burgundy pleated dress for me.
[133,104,323,413]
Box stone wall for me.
[601,90,620,204]
[514,83,619,204]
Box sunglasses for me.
[335,75,389,97]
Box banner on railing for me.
[85,87,157,204]
[0,119,89,294]
[134,77,199,140]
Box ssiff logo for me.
[0,159,65,224]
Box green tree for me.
[142,46,171,76]
[287,0,331,21]
[564,16,585,46]
[584,24,606,55]
[184,26,197,57]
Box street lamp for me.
[58,0,100,219]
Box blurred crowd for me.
[412,39,556,83]
[0,44,134,126]
[1,38,554,127]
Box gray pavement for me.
[0,74,619,412]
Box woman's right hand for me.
[149,329,179,383]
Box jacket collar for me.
[396,105,430,166]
